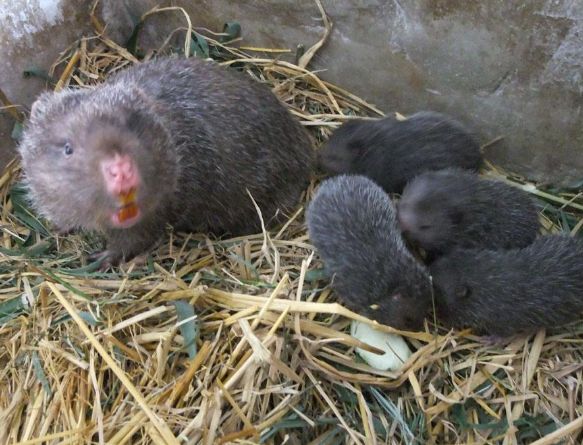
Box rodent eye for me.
[455,285,471,299]
[419,224,431,231]
[64,143,74,156]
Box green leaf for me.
[220,22,241,42]
[38,266,92,301]
[32,352,52,396]
[228,252,259,279]
[450,399,508,433]
[190,32,210,59]
[0,238,54,258]
[0,294,28,324]
[259,413,345,445]
[559,210,571,232]
[60,259,108,276]
[295,44,306,65]
[173,300,199,359]
[9,183,51,237]
[11,121,24,142]
[25,240,54,257]
[0,246,23,256]
[368,387,416,443]
[78,311,100,326]
[23,68,53,82]
[304,267,328,282]
[125,15,144,57]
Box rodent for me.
[397,168,541,257]
[430,234,583,337]
[17,56,314,266]
[306,174,432,330]
[318,111,482,194]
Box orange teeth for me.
[117,203,139,222]
[116,188,138,222]
[119,189,137,206]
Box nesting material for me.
[1,4,583,444]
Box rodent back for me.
[307,175,432,330]
[398,168,540,254]
[319,112,481,194]
[430,235,583,335]
[109,57,314,233]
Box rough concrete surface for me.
[1,0,582,186]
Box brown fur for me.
[18,57,315,265]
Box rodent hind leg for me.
[87,249,123,272]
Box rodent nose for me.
[397,208,414,234]
[101,154,139,195]
[109,160,131,177]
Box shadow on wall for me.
[1,0,582,187]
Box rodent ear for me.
[347,139,367,156]
[336,120,368,155]
[30,89,87,123]
[455,285,471,300]
[450,210,464,225]
[29,91,55,122]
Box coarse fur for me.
[306,175,432,330]
[318,111,482,194]
[430,235,583,336]
[397,168,540,257]
[18,56,314,264]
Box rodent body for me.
[397,168,541,257]
[430,235,583,336]
[306,175,432,330]
[318,111,482,194]
[18,56,314,265]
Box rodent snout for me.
[396,207,414,234]
[101,154,140,196]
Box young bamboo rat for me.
[430,235,583,337]
[306,174,432,330]
[397,168,540,258]
[318,111,482,194]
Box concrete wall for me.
[1,0,582,187]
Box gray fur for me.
[430,235,583,336]
[318,111,482,194]
[18,56,314,264]
[398,168,540,256]
[306,175,432,330]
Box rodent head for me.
[18,87,177,233]
[363,261,432,331]
[318,119,370,174]
[381,282,432,331]
[397,172,466,252]
[429,251,472,307]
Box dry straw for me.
[1,2,583,444]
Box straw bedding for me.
[1,4,582,444]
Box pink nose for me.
[101,154,139,195]
[397,208,414,233]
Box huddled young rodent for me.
[430,235,583,337]
[397,168,541,257]
[318,111,482,194]
[306,174,432,330]
[18,56,314,266]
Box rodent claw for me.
[88,250,121,271]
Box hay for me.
[1,4,583,444]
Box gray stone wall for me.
[1,0,582,186]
